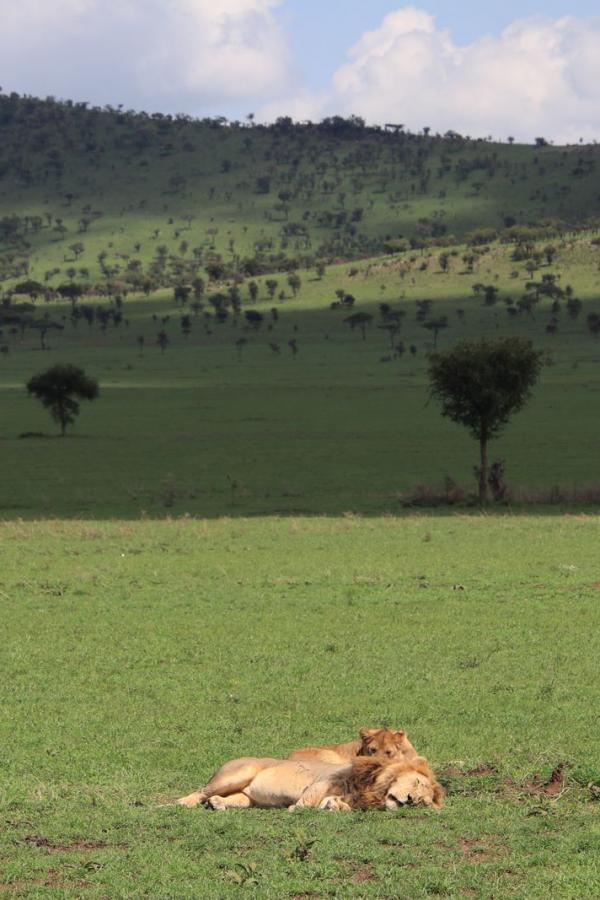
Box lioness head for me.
[358,727,417,760]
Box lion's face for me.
[385,769,444,812]
[384,770,441,810]
[359,727,415,760]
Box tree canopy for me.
[26,364,99,436]
[428,338,544,501]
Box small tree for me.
[423,316,448,348]
[428,338,543,501]
[157,330,169,353]
[344,312,373,340]
[287,273,302,297]
[26,364,99,436]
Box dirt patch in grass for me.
[466,764,498,777]
[22,834,128,853]
[44,867,92,889]
[458,835,507,863]
[504,764,569,798]
[0,870,92,894]
[352,864,377,883]
[442,762,574,801]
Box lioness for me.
[288,727,417,765]
[176,727,417,808]
[192,755,443,812]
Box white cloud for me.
[4,3,600,141]
[0,0,290,113]
[263,7,600,144]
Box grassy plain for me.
[1,515,600,898]
[2,239,600,517]
[2,97,600,897]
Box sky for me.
[2,1,600,143]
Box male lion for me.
[180,754,443,812]
[176,727,417,808]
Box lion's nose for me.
[389,794,408,806]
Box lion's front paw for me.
[207,795,228,811]
[319,796,351,811]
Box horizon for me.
[2,88,597,151]
[2,2,600,144]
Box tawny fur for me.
[331,755,445,810]
[288,727,417,765]
[177,727,417,807]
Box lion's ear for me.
[359,727,379,739]
[414,757,432,775]
[431,783,445,809]
[392,730,406,744]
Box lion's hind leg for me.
[176,757,276,807]
[177,789,207,808]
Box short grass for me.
[1,515,600,897]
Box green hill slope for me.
[2,93,600,290]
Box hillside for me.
[2,93,600,291]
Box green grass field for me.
[2,94,600,897]
[2,516,600,897]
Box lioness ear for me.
[392,730,406,744]
[359,727,379,739]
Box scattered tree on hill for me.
[287,273,302,296]
[245,310,264,329]
[423,316,448,348]
[265,279,278,300]
[587,313,600,337]
[181,314,192,337]
[344,311,373,340]
[428,338,544,502]
[157,330,169,353]
[26,364,99,436]
[14,280,45,301]
[57,282,86,309]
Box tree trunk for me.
[58,401,67,437]
[479,434,488,502]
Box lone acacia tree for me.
[27,364,99,436]
[428,338,543,501]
